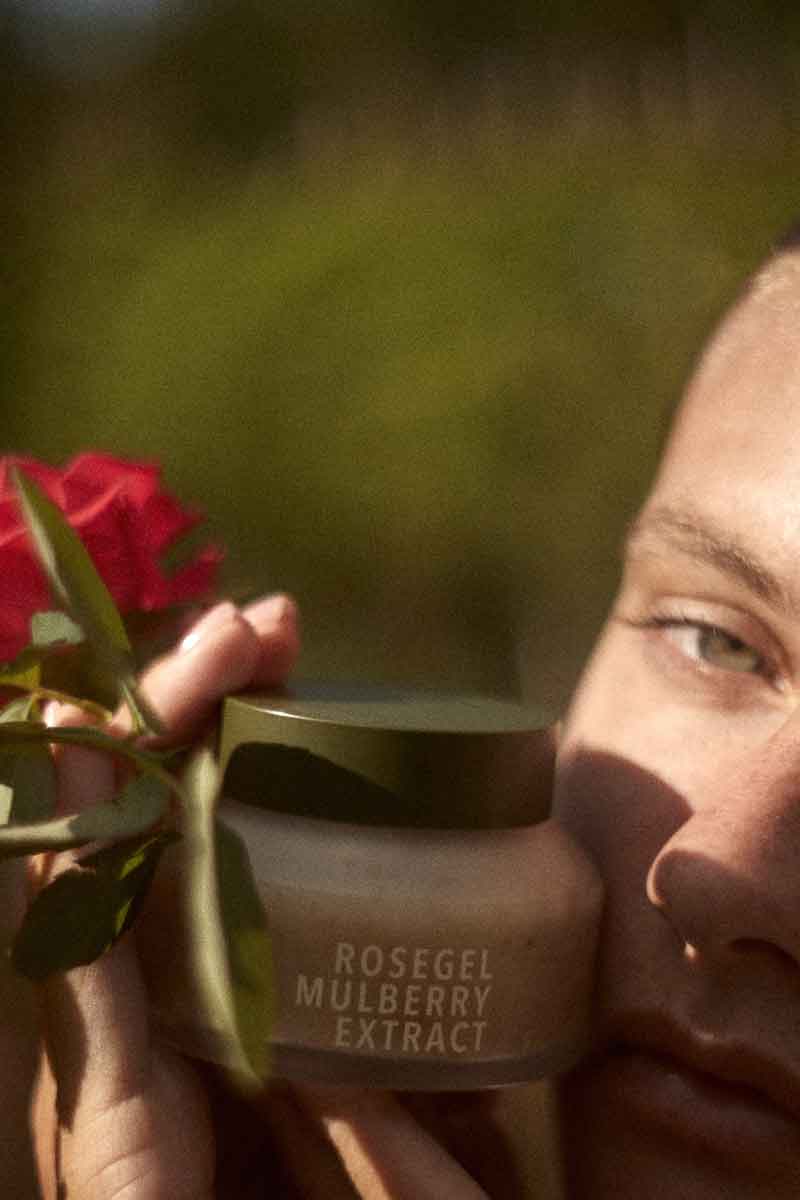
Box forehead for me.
[645,251,800,542]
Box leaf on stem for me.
[0,695,40,724]
[0,643,108,713]
[12,470,163,735]
[0,745,56,824]
[11,827,176,979]
[0,721,175,783]
[119,676,166,739]
[0,648,42,690]
[216,817,275,1083]
[180,748,273,1087]
[12,468,131,662]
[0,770,169,859]
[30,610,85,648]
[0,612,84,690]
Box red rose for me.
[0,452,223,663]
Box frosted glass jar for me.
[215,685,603,1090]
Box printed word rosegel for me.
[295,942,494,1055]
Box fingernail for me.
[43,700,66,727]
[139,611,261,739]
[243,593,297,634]
[44,700,86,728]
[179,600,237,653]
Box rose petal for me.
[0,542,50,663]
[0,456,66,507]
[71,489,154,610]
[147,544,224,609]
[62,452,160,512]
[0,497,23,542]
[0,452,222,634]
[65,454,204,556]
[137,491,202,556]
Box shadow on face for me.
[555,746,800,1199]
[554,744,691,910]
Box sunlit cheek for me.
[559,631,773,819]
[561,630,657,758]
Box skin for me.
[30,242,800,1196]
[556,247,800,1198]
[31,595,516,1199]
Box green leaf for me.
[0,721,175,782]
[180,749,272,1087]
[0,770,169,859]
[0,642,112,712]
[0,695,40,724]
[11,829,176,979]
[0,721,103,750]
[216,817,274,1084]
[0,742,55,826]
[30,610,85,648]
[12,468,133,695]
[2,746,56,823]
[119,676,166,739]
[0,648,42,689]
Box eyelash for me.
[626,613,783,689]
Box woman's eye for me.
[617,605,787,692]
[662,621,765,676]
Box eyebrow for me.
[625,504,795,614]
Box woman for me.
[32,232,800,1197]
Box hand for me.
[29,596,524,1199]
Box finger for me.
[262,1085,362,1199]
[119,601,263,741]
[118,594,300,742]
[299,1086,491,1200]
[178,594,300,684]
[196,1069,360,1200]
[36,615,258,1117]
[400,1092,530,1198]
[30,1054,59,1200]
[31,701,117,891]
[241,592,301,686]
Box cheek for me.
[552,634,703,898]
[553,625,773,853]
[552,745,689,1011]
[554,635,678,815]
[554,741,690,891]
[551,625,800,1022]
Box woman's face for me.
[553,261,800,1198]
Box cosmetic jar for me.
[209,683,603,1091]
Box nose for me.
[646,721,800,972]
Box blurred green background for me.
[6,0,800,713]
[3,3,800,1195]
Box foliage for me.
[7,122,799,707]
[0,454,221,668]
[0,468,273,1088]
[5,3,800,707]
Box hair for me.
[654,217,800,447]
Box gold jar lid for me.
[219,682,557,829]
